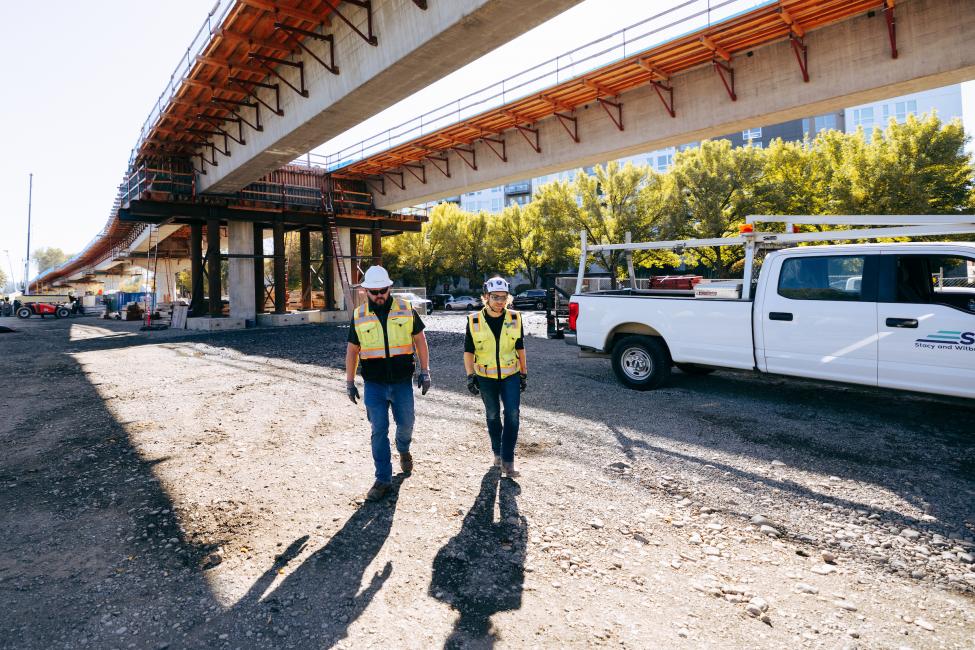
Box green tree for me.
[665,140,764,276]
[384,203,458,291]
[0,267,7,291]
[33,247,69,274]
[533,179,581,277]
[491,203,545,287]
[443,206,496,287]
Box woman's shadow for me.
[430,468,527,648]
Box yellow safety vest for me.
[469,308,521,379]
[353,297,415,360]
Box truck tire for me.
[16,307,31,319]
[675,363,716,376]
[56,306,71,319]
[535,300,545,310]
[611,335,671,390]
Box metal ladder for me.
[326,214,355,311]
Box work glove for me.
[519,372,528,393]
[416,371,432,395]
[346,381,360,405]
[466,373,480,396]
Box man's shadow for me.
[195,483,400,647]
[430,468,527,649]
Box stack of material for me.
[171,304,189,329]
[80,303,108,318]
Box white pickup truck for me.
[569,218,975,400]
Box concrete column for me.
[206,219,222,317]
[272,221,286,314]
[371,226,382,266]
[349,231,360,285]
[228,221,256,321]
[253,224,266,314]
[323,222,335,310]
[190,222,205,316]
[300,229,312,310]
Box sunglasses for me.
[367,288,389,296]
[488,294,508,302]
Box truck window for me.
[777,255,866,301]
[895,254,975,313]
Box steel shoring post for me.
[322,219,335,310]
[371,226,382,265]
[190,222,205,316]
[253,224,266,314]
[300,229,312,310]
[206,219,222,317]
[249,55,308,98]
[272,221,287,314]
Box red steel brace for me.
[452,146,477,171]
[382,170,405,190]
[515,124,541,153]
[555,112,579,143]
[367,176,385,196]
[249,54,308,98]
[884,1,898,59]
[403,163,426,184]
[650,80,675,117]
[597,97,623,131]
[425,155,450,178]
[790,34,809,82]
[274,22,339,75]
[322,0,378,46]
[712,58,737,101]
[481,136,507,162]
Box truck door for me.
[760,253,879,385]
[877,252,975,399]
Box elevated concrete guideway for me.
[198,0,583,194]
[360,0,975,210]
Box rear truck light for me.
[568,301,579,331]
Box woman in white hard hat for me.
[463,276,527,478]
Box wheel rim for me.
[621,347,653,381]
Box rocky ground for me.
[0,312,973,649]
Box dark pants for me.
[477,374,520,463]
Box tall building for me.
[845,85,963,135]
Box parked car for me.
[429,294,454,310]
[392,291,432,315]
[444,295,482,310]
[512,289,548,310]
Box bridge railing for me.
[128,0,236,167]
[320,0,772,172]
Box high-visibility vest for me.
[353,297,415,360]
[468,308,521,379]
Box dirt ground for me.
[1,312,973,649]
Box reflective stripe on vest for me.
[468,308,520,379]
[354,297,415,360]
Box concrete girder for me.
[370,0,975,210]
[196,0,583,194]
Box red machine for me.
[650,275,703,290]
[16,302,71,319]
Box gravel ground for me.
[1,313,973,648]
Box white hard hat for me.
[361,265,393,289]
[483,276,510,293]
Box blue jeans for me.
[364,380,415,483]
[477,374,521,463]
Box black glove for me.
[416,371,432,395]
[347,381,360,405]
[467,373,480,396]
[519,372,528,393]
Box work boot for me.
[365,481,392,502]
[502,461,520,479]
[400,451,414,475]
[493,455,502,468]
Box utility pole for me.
[24,173,32,293]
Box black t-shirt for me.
[464,309,524,380]
[348,300,426,383]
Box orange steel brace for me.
[515,124,541,153]
[402,163,426,184]
[481,136,507,163]
[597,97,623,131]
[884,0,898,59]
[712,58,736,102]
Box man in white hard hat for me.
[345,265,432,502]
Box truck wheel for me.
[611,335,671,390]
[16,307,31,319]
[675,363,716,376]
[56,306,71,319]
[535,300,545,310]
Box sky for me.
[1,1,974,289]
